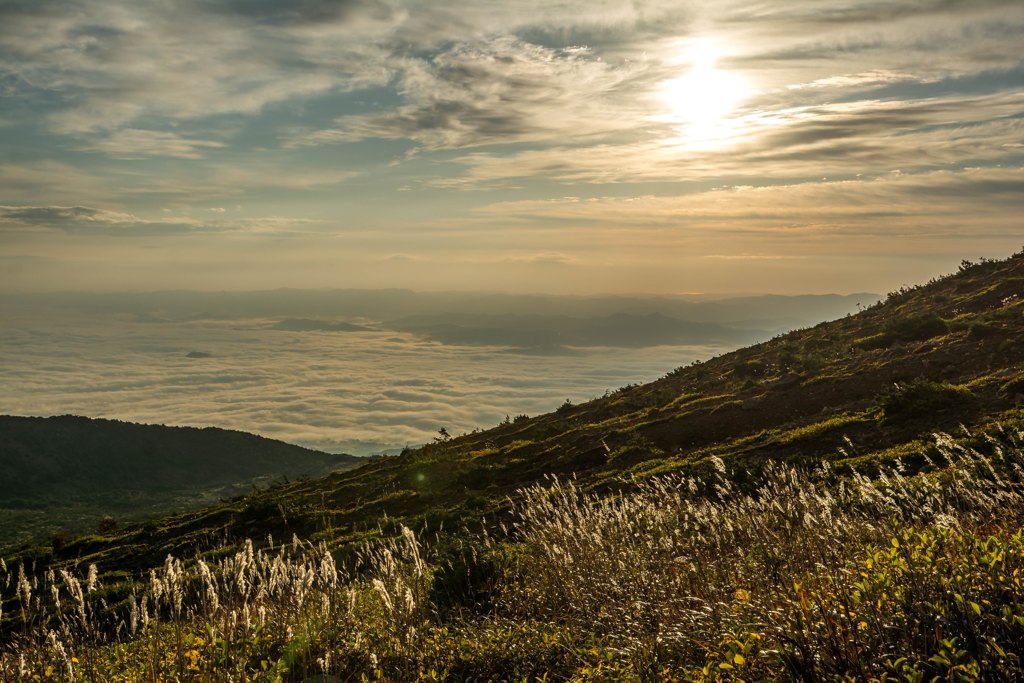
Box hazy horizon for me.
[1,288,873,454]
[3,283,884,300]
[0,257,998,298]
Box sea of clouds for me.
[1,308,727,455]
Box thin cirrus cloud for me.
[433,89,1024,189]
[0,204,322,237]
[0,204,175,234]
[474,168,1024,236]
[291,38,648,150]
[80,129,227,160]
[0,0,390,134]
[0,0,1021,295]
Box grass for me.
[880,378,975,421]
[4,427,1024,681]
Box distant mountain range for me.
[387,312,762,349]
[5,289,876,350]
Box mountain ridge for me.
[3,252,1019,574]
[2,252,1024,681]
[0,415,361,546]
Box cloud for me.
[0,161,120,205]
[209,165,362,191]
[293,37,647,150]
[1,0,1021,297]
[0,1,694,141]
[431,87,1024,188]
[500,252,577,265]
[704,253,804,261]
[0,204,320,236]
[0,302,731,453]
[472,166,1024,239]
[381,253,424,262]
[195,0,398,27]
[0,0,395,134]
[0,204,145,232]
[57,167,362,209]
[724,0,1024,90]
[81,129,227,159]
[719,0,1023,28]
[3,0,1020,150]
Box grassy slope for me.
[5,253,1023,574]
[0,416,361,545]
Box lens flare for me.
[660,40,751,148]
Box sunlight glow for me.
[659,40,751,149]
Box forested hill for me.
[0,415,360,545]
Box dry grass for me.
[3,427,1024,681]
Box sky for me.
[1,0,1022,295]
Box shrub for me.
[880,378,974,419]
[968,322,1002,339]
[886,312,948,342]
[731,359,766,380]
[774,526,1024,680]
[502,430,1024,680]
[427,538,503,618]
[607,433,664,463]
[1001,373,1024,400]
[857,313,950,350]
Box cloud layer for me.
[0,304,730,454]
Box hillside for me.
[0,415,361,546]
[2,252,1023,680]
[8,253,1019,573]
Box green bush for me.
[886,312,948,341]
[731,359,766,380]
[1001,373,1024,400]
[607,433,664,462]
[775,526,1024,680]
[880,378,974,419]
[427,538,503,618]
[857,313,950,350]
[968,322,1002,339]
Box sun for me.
[659,40,751,148]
